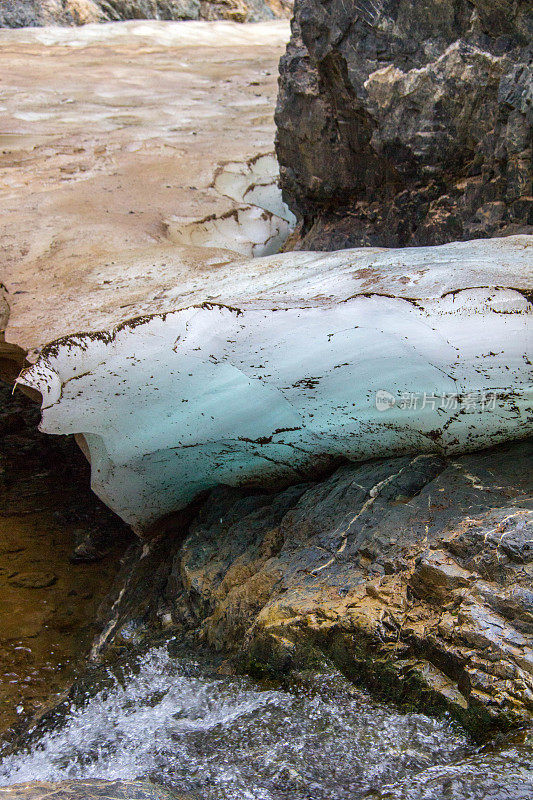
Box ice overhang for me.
[10,235,532,534]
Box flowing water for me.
[1,642,531,799]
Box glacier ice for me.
[167,154,296,257]
[14,236,532,533]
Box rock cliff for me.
[275,0,533,249]
[0,779,187,799]
[0,0,292,26]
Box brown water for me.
[0,20,289,358]
[0,383,130,733]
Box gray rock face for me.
[96,440,533,735]
[0,1,103,26]
[275,0,533,249]
[0,0,291,26]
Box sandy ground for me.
[0,20,289,362]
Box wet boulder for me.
[94,441,533,734]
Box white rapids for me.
[0,645,471,799]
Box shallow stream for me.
[1,642,531,799]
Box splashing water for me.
[0,644,528,799]
[0,645,465,797]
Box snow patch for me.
[16,237,532,532]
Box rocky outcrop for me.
[275,0,533,250]
[95,440,533,735]
[0,1,103,26]
[0,0,292,26]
